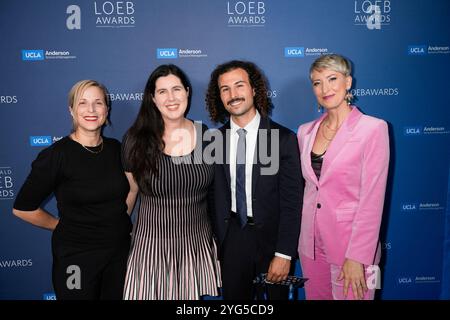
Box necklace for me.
[71,134,104,154]
[320,122,338,142]
[321,119,342,142]
[81,140,103,154]
[324,122,339,131]
[321,126,334,141]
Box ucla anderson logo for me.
[157,48,178,59]
[408,45,427,55]
[30,136,52,146]
[43,293,56,300]
[284,47,304,58]
[404,126,422,136]
[401,203,418,211]
[22,50,44,61]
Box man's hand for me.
[266,256,290,283]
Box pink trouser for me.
[299,221,376,300]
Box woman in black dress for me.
[13,80,132,300]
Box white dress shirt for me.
[230,111,260,217]
[229,111,291,261]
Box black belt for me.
[230,211,255,225]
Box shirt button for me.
[317,203,321,209]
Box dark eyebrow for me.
[221,80,245,89]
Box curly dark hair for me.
[205,60,272,124]
[123,64,191,194]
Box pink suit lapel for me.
[320,107,363,183]
[303,114,326,185]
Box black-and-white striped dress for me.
[123,133,221,300]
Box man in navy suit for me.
[205,60,303,300]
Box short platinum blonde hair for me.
[309,54,352,80]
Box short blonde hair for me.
[309,54,352,80]
[68,79,110,110]
[68,80,111,130]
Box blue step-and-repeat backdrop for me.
[1,0,449,300]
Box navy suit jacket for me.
[212,117,303,258]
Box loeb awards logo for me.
[94,1,136,27]
[353,0,391,30]
[0,166,14,200]
[66,2,136,29]
[227,1,266,27]
[0,95,18,104]
[0,259,33,268]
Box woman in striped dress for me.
[121,64,221,300]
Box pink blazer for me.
[297,107,389,266]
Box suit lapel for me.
[220,122,231,186]
[303,116,325,185]
[251,117,268,193]
[321,107,362,182]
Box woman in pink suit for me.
[297,54,389,300]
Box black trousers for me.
[51,237,130,300]
[220,216,289,300]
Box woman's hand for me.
[337,258,367,299]
[12,208,59,231]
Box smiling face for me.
[311,67,352,111]
[218,67,256,123]
[152,74,189,122]
[71,85,108,134]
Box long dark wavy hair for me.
[123,64,191,193]
[205,60,272,124]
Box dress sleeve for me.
[13,147,62,211]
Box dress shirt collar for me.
[230,110,261,134]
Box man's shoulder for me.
[218,121,230,132]
[266,118,295,137]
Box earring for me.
[345,90,353,105]
[317,104,323,113]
